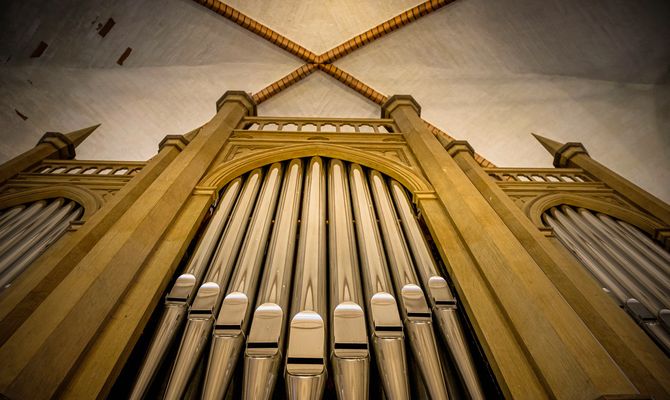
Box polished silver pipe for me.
[0,205,26,231]
[164,169,264,400]
[552,207,663,312]
[202,163,284,400]
[349,163,409,400]
[0,201,46,242]
[0,205,82,290]
[327,159,369,400]
[368,171,448,400]
[243,159,304,400]
[129,178,243,400]
[546,211,630,304]
[616,218,670,265]
[580,209,670,288]
[570,207,670,309]
[389,179,485,400]
[0,200,75,277]
[0,199,62,258]
[285,157,328,399]
[597,213,670,277]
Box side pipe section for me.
[285,157,328,399]
[202,163,284,399]
[349,163,409,400]
[243,159,304,400]
[164,170,264,399]
[369,171,448,400]
[327,159,369,400]
[389,180,485,400]
[129,178,243,400]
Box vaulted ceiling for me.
[0,0,668,201]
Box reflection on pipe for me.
[349,163,410,400]
[164,169,263,399]
[369,170,448,400]
[285,157,328,399]
[389,179,485,400]
[0,199,82,291]
[546,206,670,354]
[202,163,284,399]
[327,159,369,400]
[243,159,304,400]
[129,178,243,400]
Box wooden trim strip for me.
[318,0,453,64]
[252,64,318,104]
[192,0,319,63]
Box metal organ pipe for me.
[327,159,369,400]
[0,199,81,290]
[243,159,304,400]
[546,206,670,354]
[129,178,243,400]
[284,156,328,399]
[389,179,485,400]
[126,157,496,398]
[368,170,449,400]
[164,169,263,400]
[348,163,410,400]
[202,163,284,400]
[0,204,26,230]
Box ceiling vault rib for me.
[316,64,388,105]
[192,0,319,63]
[252,64,318,104]
[317,0,454,64]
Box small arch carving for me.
[199,143,433,195]
[0,185,103,221]
[526,193,663,235]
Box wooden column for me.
[0,91,255,399]
[382,95,641,399]
[0,134,190,346]
[0,124,100,184]
[533,134,670,227]
[445,140,670,399]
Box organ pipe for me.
[284,156,328,399]
[243,159,304,400]
[327,159,369,400]
[202,163,284,399]
[389,179,485,400]
[164,169,263,399]
[368,170,448,400]
[126,157,495,398]
[349,163,410,400]
[546,205,670,354]
[129,178,243,400]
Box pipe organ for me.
[0,198,82,291]
[128,157,487,399]
[0,92,668,399]
[545,206,670,353]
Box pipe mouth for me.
[214,292,249,335]
[286,311,326,376]
[190,282,220,315]
[246,303,283,357]
[166,274,197,302]
[401,284,432,322]
[370,292,404,338]
[333,302,368,358]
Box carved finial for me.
[65,124,101,148]
[531,133,563,156]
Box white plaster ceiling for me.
[0,0,668,202]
